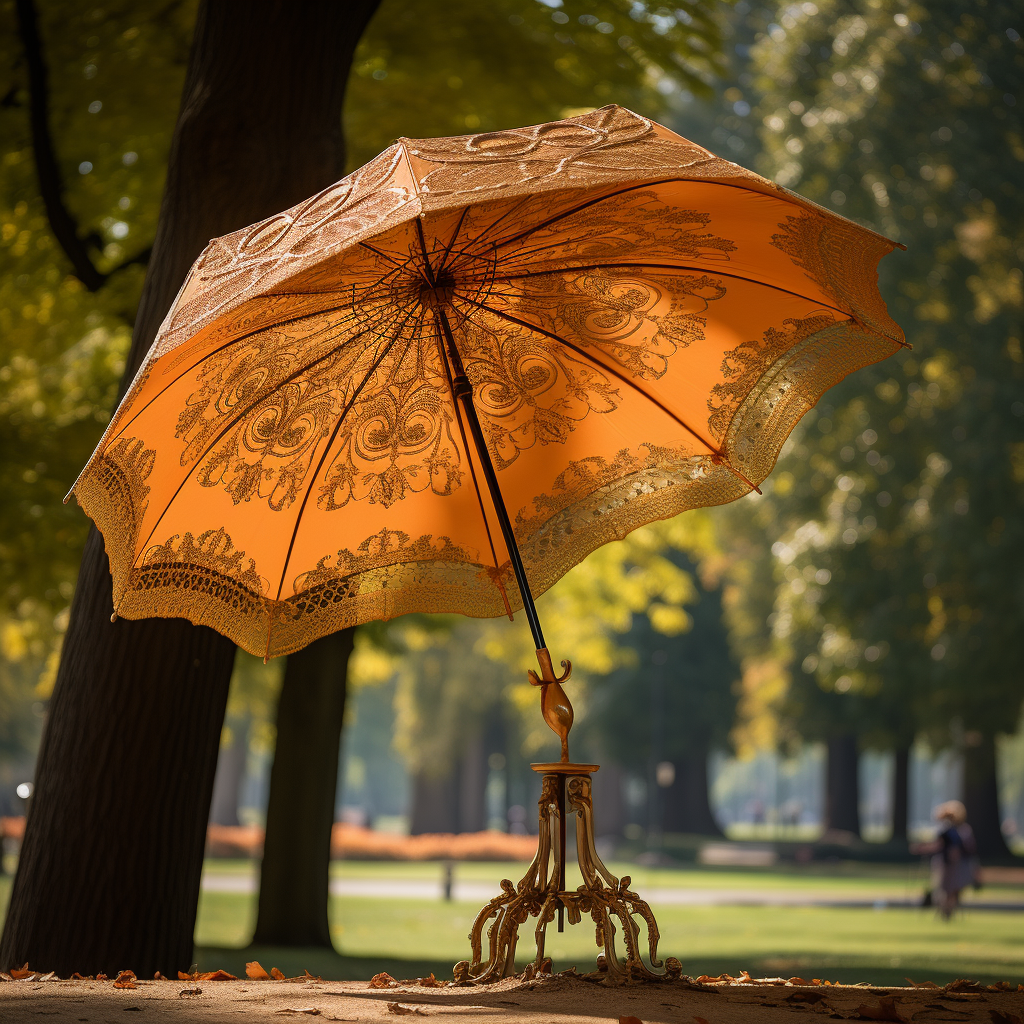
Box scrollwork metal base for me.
[454,766,682,984]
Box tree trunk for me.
[210,714,250,828]
[824,734,861,837]
[458,731,487,833]
[409,773,459,835]
[662,750,724,837]
[0,0,380,976]
[963,733,1013,861]
[891,745,910,845]
[253,629,355,947]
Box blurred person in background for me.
[912,800,980,919]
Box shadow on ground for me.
[195,947,1019,988]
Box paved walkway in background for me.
[199,873,1024,910]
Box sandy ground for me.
[1,971,1021,1023]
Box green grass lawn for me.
[192,859,1024,987]
[3,861,1021,986]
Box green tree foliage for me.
[749,1,1023,752]
[393,522,699,772]
[588,550,738,772]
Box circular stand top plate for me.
[529,762,600,774]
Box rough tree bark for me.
[0,0,380,976]
[254,629,356,947]
[662,749,724,837]
[891,745,910,845]
[964,733,1013,861]
[824,734,861,837]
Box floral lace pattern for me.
[72,105,904,657]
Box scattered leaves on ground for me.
[418,973,445,988]
[370,972,399,988]
[386,1003,427,1016]
[113,970,137,989]
[246,961,272,980]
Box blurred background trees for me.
[0,0,1021,962]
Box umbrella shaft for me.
[435,308,546,651]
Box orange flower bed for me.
[205,822,537,861]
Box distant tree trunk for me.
[458,731,487,833]
[0,0,381,976]
[825,734,861,837]
[891,745,910,844]
[592,760,627,838]
[409,773,459,834]
[253,629,355,947]
[963,733,1012,860]
[662,749,724,837]
[210,714,250,827]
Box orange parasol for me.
[70,104,903,981]
[71,104,903,667]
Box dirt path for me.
[1,972,1020,1023]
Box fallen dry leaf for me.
[272,967,287,980]
[246,961,272,980]
[154,971,166,980]
[418,973,444,987]
[370,972,399,988]
[788,977,815,986]
[387,1003,427,1016]
[198,969,238,981]
[113,970,137,989]
[947,980,984,994]
[38,971,58,982]
[9,963,33,980]
[70,973,91,980]
[853,996,908,1022]
[178,971,194,981]
[988,982,1012,992]
[96,973,108,981]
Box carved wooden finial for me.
[528,647,573,762]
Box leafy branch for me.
[15,0,151,292]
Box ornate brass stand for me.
[453,649,681,985]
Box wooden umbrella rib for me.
[452,292,761,494]
[273,305,426,604]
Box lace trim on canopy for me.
[77,310,899,658]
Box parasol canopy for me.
[71,105,903,660]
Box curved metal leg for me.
[456,768,680,985]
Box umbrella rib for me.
[102,261,414,451]
[272,305,425,604]
[127,305,414,577]
[486,179,692,254]
[452,293,761,494]
[436,205,471,275]
[104,303,372,447]
[489,262,867,325]
[360,240,432,287]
